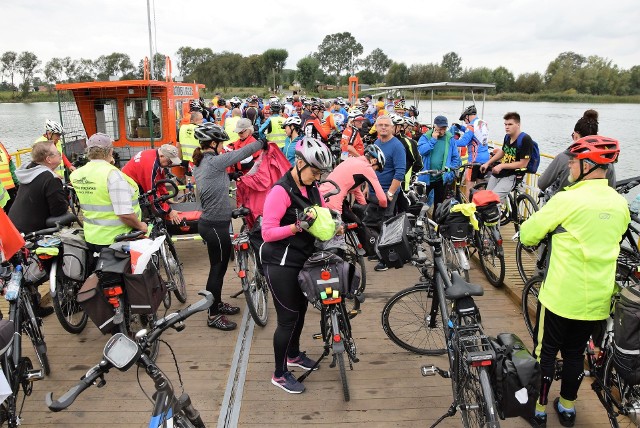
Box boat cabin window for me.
[125,98,162,140]
[94,99,120,141]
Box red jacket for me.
[122,149,172,214]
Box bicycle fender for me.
[49,259,58,297]
[332,341,345,354]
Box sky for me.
[1,0,639,82]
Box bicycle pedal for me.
[25,369,44,382]
[349,309,361,317]
[312,333,323,340]
[421,365,437,376]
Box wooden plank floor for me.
[13,223,615,427]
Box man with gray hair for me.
[70,133,147,256]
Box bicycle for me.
[381,203,501,427]
[340,222,367,318]
[46,291,213,427]
[230,207,269,327]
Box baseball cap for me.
[87,133,113,148]
[234,118,254,133]
[158,144,181,166]
[433,115,448,127]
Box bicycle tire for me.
[459,364,500,428]
[476,225,505,287]
[514,193,538,231]
[162,240,187,304]
[515,241,540,284]
[239,249,269,327]
[442,238,470,282]
[68,187,83,227]
[22,298,50,376]
[381,283,446,355]
[1,355,19,427]
[52,266,88,334]
[120,304,159,361]
[522,276,543,340]
[498,194,513,227]
[602,349,640,428]
[336,351,350,402]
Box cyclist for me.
[192,123,265,331]
[258,100,286,148]
[456,105,490,198]
[281,116,303,166]
[261,137,334,393]
[121,144,183,224]
[34,120,75,178]
[339,111,366,158]
[519,136,629,428]
[212,98,229,126]
[303,102,329,143]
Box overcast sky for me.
[2,0,639,80]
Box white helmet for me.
[295,137,333,172]
[281,116,302,129]
[389,114,405,126]
[45,119,64,135]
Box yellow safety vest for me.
[0,184,8,208]
[266,115,287,148]
[34,136,65,178]
[0,144,15,190]
[70,161,141,245]
[178,124,199,162]
[224,116,241,144]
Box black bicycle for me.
[46,291,213,427]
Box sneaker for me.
[218,302,240,315]
[553,397,576,427]
[527,413,547,428]
[287,351,319,371]
[374,262,388,272]
[207,315,237,330]
[35,306,54,318]
[271,371,305,394]
[367,255,379,262]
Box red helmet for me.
[566,135,619,165]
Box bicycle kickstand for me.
[297,350,328,383]
[429,403,457,428]
[229,289,243,299]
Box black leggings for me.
[198,219,232,315]
[263,263,308,377]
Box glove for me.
[297,207,317,230]
[443,171,454,185]
[260,138,269,151]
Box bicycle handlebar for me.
[114,230,146,242]
[45,291,213,412]
[23,212,79,241]
[140,179,179,204]
[415,169,446,177]
[617,180,639,195]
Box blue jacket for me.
[417,130,461,185]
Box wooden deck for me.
[13,223,614,427]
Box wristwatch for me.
[387,190,394,199]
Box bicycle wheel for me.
[476,225,505,287]
[52,268,88,334]
[515,241,540,284]
[459,364,500,428]
[120,303,159,361]
[342,231,366,319]
[22,298,50,376]
[381,283,446,355]
[68,187,83,227]
[336,351,350,402]
[161,240,187,303]
[442,238,470,282]
[239,249,269,327]
[617,247,640,289]
[602,350,640,428]
[522,276,542,339]
[514,193,538,231]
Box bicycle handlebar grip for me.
[318,179,341,202]
[179,290,214,320]
[154,179,179,202]
[114,230,146,242]
[45,366,103,412]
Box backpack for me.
[504,132,540,174]
[491,333,541,419]
[613,286,640,385]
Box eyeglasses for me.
[310,167,322,177]
[377,124,391,127]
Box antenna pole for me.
[146,0,154,80]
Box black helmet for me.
[217,98,226,106]
[194,122,229,143]
[408,105,419,117]
[434,199,455,225]
[270,100,282,112]
[459,105,477,121]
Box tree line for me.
[1,32,639,96]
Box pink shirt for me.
[262,184,326,242]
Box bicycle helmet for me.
[404,116,417,127]
[45,119,64,135]
[194,122,229,143]
[285,95,293,103]
[281,116,302,129]
[189,99,202,112]
[434,199,455,225]
[217,98,226,106]
[250,94,259,102]
[295,136,333,172]
[565,135,619,165]
[358,103,368,113]
[270,100,282,113]
[389,114,405,126]
[408,105,419,117]
[459,105,477,121]
[348,111,364,121]
[230,97,242,108]
[393,100,406,111]
[364,144,386,171]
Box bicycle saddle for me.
[231,207,251,218]
[444,272,484,300]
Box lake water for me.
[1,99,639,184]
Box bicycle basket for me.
[298,251,360,304]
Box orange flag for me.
[0,209,25,262]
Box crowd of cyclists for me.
[0,89,633,427]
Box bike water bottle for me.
[630,194,640,214]
[5,265,22,301]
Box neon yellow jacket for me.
[520,179,630,320]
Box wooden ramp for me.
[14,230,612,427]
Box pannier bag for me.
[376,213,412,269]
[77,273,115,334]
[473,190,501,225]
[298,251,361,304]
[440,211,471,241]
[124,264,167,314]
[613,286,640,385]
[23,253,48,284]
[491,333,541,419]
[96,247,131,274]
[59,228,89,282]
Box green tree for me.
[60,57,77,82]
[1,51,18,91]
[239,54,266,87]
[361,48,392,84]
[441,52,462,80]
[492,66,514,93]
[514,72,543,93]
[95,52,135,80]
[16,51,41,95]
[408,63,448,84]
[460,67,493,84]
[629,65,640,95]
[544,51,586,92]
[386,62,409,86]
[175,47,214,78]
[297,56,320,90]
[315,32,363,83]
[74,58,96,82]
[356,69,378,85]
[262,48,288,90]
[44,57,64,86]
